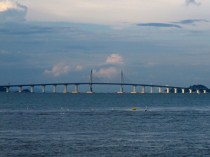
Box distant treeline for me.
[0,87,30,93]
[0,86,5,92]
[169,84,210,93]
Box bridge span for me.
[0,82,208,94]
[0,71,208,94]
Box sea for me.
[1,93,210,157]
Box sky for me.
[0,0,210,91]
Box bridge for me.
[0,82,207,94]
[0,71,208,94]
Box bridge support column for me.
[131,86,137,94]
[30,85,34,93]
[204,90,207,94]
[166,88,170,94]
[158,87,162,93]
[150,86,153,93]
[196,90,200,94]
[72,84,79,93]
[87,84,94,93]
[18,86,22,93]
[189,89,192,94]
[41,85,45,93]
[6,87,10,93]
[53,85,57,93]
[174,88,177,94]
[181,89,185,94]
[63,84,67,94]
[141,86,145,94]
[117,85,124,94]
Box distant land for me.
[0,87,30,93]
[0,86,5,92]
[169,85,210,93]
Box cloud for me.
[175,19,209,25]
[106,54,124,65]
[137,20,209,29]
[0,0,27,23]
[186,0,201,6]
[44,63,84,77]
[137,23,181,28]
[91,54,124,79]
[75,65,84,71]
[93,67,118,79]
[44,63,71,77]
[8,0,210,26]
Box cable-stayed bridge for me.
[0,82,207,94]
[0,71,208,94]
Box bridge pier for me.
[117,84,124,94]
[87,84,94,93]
[41,85,45,93]
[141,86,145,94]
[6,87,10,93]
[196,90,200,94]
[150,86,153,93]
[53,85,57,93]
[204,90,207,94]
[174,88,177,94]
[131,85,137,94]
[30,85,34,93]
[18,86,22,93]
[189,89,192,94]
[166,88,170,94]
[72,84,79,93]
[181,89,185,94]
[63,84,68,94]
[158,87,162,93]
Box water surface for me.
[1,93,210,156]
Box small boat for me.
[132,107,137,111]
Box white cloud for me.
[44,63,71,77]
[0,0,27,23]
[16,0,210,28]
[75,65,84,71]
[93,67,118,79]
[106,54,124,65]
[90,54,124,79]
[186,0,201,5]
[44,63,83,77]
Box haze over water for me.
[1,93,210,156]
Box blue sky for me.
[0,0,210,88]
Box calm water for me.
[1,93,210,157]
